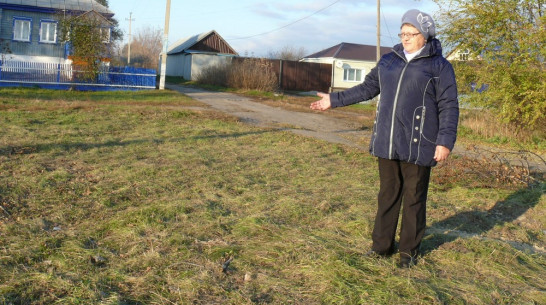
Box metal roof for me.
[0,0,112,14]
[167,31,213,55]
[167,30,238,56]
[305,43,392,62]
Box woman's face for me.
[400,24,426,53]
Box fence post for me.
[57,63,61,84]
[279,59,283,90]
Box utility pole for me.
[126,12,135,65]
[376,0,380,62]
[159,0,171,90]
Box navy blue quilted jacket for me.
[330,39,459,167]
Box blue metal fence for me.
[0,60,156,91]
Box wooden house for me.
[301,42,391,91]
[0,0,113,65]
[163,30,238,80]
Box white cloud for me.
[111,0,440,58]
[228,0,440,57]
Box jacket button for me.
[415,127,419,130]
[413,138,418,143]
[416,115,421,119]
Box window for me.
[343,68,364,82]
[13,17,32,42]
[40,20,57,43]
[100,27,111,43]
[459,49,470,61]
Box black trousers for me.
[372,158,431,258]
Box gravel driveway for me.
[167,84,368,150]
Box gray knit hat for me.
[401,9,436,40]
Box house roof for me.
[0,0,112,15]
[77,9,113,25]
[168,30,238,56]
[304,42,392,61]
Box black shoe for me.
[365,249,394,258]
[398,255,417,268]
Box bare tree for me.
[267,45,307,61]
[121,26,163,69]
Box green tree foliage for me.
[57,9,122,82]
[434,0,545,131]
[95,0,109,7]
[58,13,108,81]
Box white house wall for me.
[183,55,192,80]
[164,53,234,80]
[0,54,71,65]
[332,59,376,90]
[165,53,185,77]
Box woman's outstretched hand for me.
[310,92,332,111]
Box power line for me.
[380,2,395,45]
[227,0,342,40]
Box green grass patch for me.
[0,87,544,304]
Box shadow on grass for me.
[422,182,544,255]
[0,130,277,156]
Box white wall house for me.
[301,43,391,91]
[161,30,238,80]
[446,48,482,61]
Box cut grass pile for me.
[0,88,544,304]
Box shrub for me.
[195,62,230,87]
[195,59,278,92]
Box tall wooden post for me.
[159,0,171,90]
[377,0,380,62]
[126,12,135,65]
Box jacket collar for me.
[393,38,443,59]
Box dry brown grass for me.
[2,88,543,305]
[196,59,278,92]
[459,109,545,147]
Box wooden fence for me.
[0,60,156,91]
[233,57,332,92]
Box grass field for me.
[0,88,544,304]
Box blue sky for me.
[108,0,439,57]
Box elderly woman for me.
[310,9,459,268]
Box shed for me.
[301,42,391,90]
[164,30,238,80]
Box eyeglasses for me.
[398,32,421,39]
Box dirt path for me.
[167,84,368,149]
[167,84,545,174]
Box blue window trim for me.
[12,16,32,42]
[39,19,58,44]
